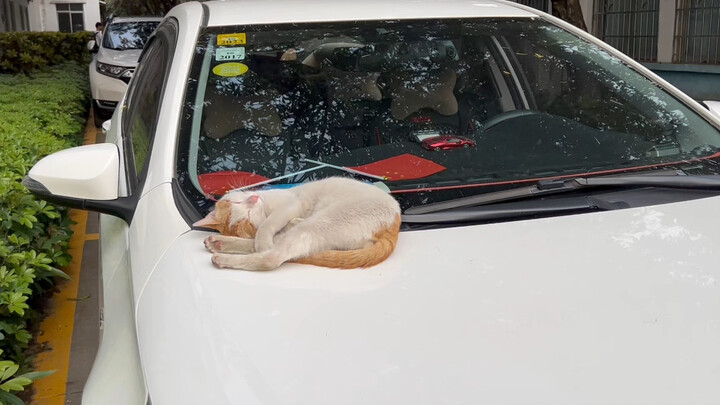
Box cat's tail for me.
[291,214,401,269]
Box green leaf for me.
[18,370,55,381]
[0,390,25,405]
[0,364,18,381]
[0,376,32,392]
[14,329,31,344]
[43,267,71,280]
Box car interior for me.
[182,20,719,206]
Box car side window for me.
[121,21,176,191]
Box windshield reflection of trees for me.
[191,21,720,198]
[104,22,159,50]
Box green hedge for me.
[0,31,93,74]
[0,61,89,403]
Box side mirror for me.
[22,143,135,223]
[102,119,112,135]
[704,101,720,118]
[87,39,97,53]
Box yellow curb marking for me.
[31,209,88,405]
[31,116,101,404]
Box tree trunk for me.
[552,0,589,32]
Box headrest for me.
[203,82,282,139]
[326,67,382,102]
[388,68,458,120]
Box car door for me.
[82,20,179,405]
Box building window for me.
[23,5,29,31]
[8,0,16,31]
[593,0,659,62]
[674,0,720,64]
[56,3,84,33]
[18,3,24,30]
[511,0,551,13]
[1,0,9,32]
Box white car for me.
[24,1,720,404]
[88,16,161,126]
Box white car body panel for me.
[205,0,536,26]
[705,100,720,118]
[82,215,146,405]
[136,194,720,404]
[128,183,191,302]
[97,48,144,68]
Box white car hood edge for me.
[96,48,143,67]
[136,196,720,405]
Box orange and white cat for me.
[194,177,402,271]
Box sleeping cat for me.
[193,177,402,271]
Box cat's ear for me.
[246,194,260,205]
[193,211,221,230]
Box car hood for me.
[136,196,720,405]
[96,48,143,67]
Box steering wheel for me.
[481,109,541,131]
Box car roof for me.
[200,0,539,27]
[108,16,163,24]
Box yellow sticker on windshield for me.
[217,33,246,46]
[212,62,249,77]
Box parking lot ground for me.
[31,116,102,405]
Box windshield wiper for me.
[402,195,627,224]
[404,172,720,215]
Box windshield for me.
[176,18,720,216]
[102,21,159,50]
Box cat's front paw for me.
[204,235,222,253]
[211,252,278,271]
[211,253,234,269]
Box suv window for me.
[103,21,159,50]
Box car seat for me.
[323,67,384,152]
[197,69,310,182]
[371,66,475,146]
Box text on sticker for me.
[217,33,246,46]
[216,47,245,61]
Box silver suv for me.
[88,16,161,126]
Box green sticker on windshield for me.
[212,62,249,77]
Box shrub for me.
[0,31,93,74]
[0,61,89,403]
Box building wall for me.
[27,0,101,33]
[0,0,30,32]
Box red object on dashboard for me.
[349,154,446,180]
[421,135,476,151]
[197,171,270,196]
